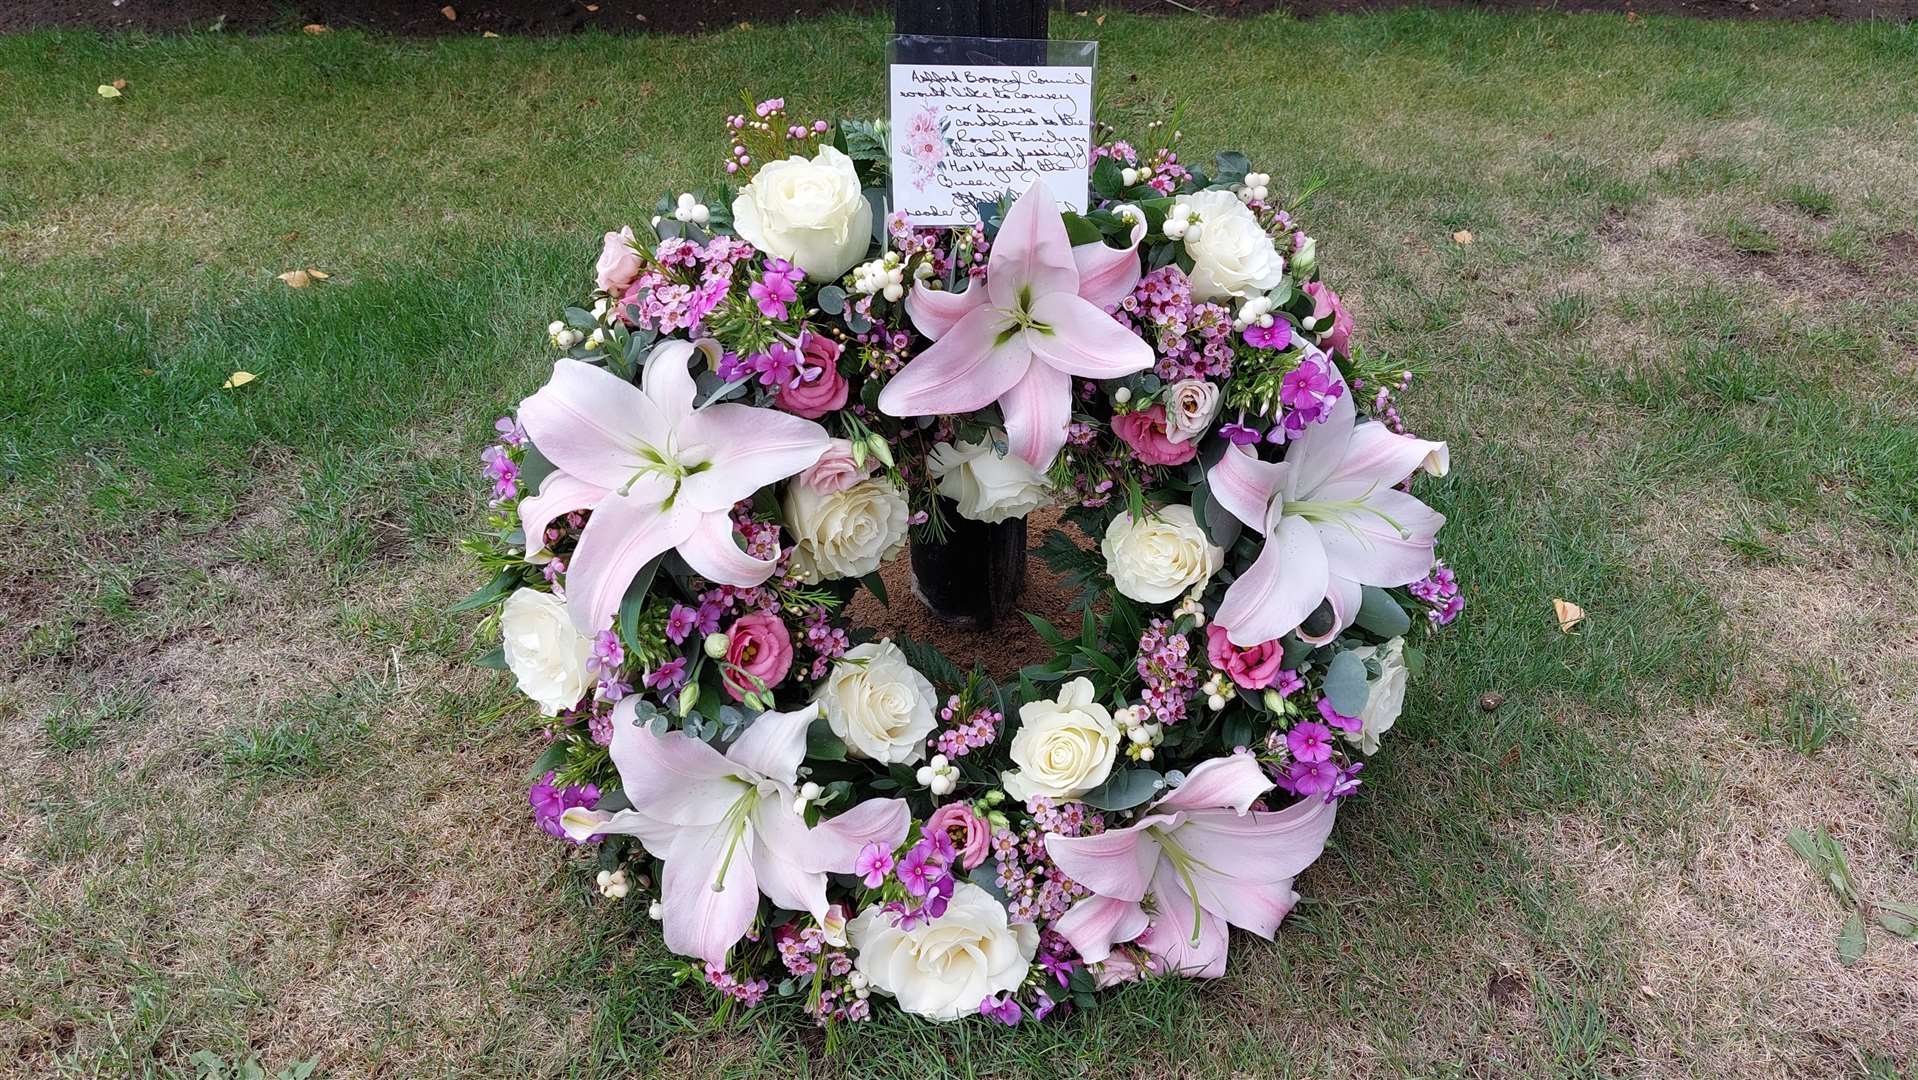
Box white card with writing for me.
[889,57,1094,227]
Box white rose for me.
[1001,677,1121,802]
[814,639,938,765]
[731,145,874,282]
[927,430,1052,524]
[783,476,908,583]
[1161,379,1222,444]
[1342,637,1409,755]
[1100,504,1223,605]
[500,588,595,716]
[848,882,1038,1021]
[1180,189,1285,302]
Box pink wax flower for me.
[775,333,850,419]
[1204,623,1287,691]
[1112,405,1198,467]
[595,225,641,294]
[924,801,992,871]
[1303,281,1353,358]
[722,611,794,702]
[796,437,876,495]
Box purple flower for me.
[855,842,894,888]
[747,258,803,320]
[896,839,937,897]
[1217,412,1265,446]
[1316,697,1361,734]
[494,415,527,447]
[1285,720,1334,764]
[480,445,519,500]
[1277,758,1340,798]
[642,657,688,692]
[529,771,600,842]
[1330,761,1365,800]
[588,630,623,677]
[1242,320,1292,350]
[979,993,1023,1025]
[665,604,698,644]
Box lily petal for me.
[998,360,1073,469]
[661,817,761,966]
[984,181,1080,310]
[640,339,700,421]
[1136,862,1231,978]
[1151,754,1273,815]
[517,469,608,564]
[1280,370,1355,499]
[558,806,670,849]
[724,703,817,786]
[562,490,696,635]
[606,699,744,829]
[1217,515,1329,647]
[1207,445,1288,533]
[875,305,1032,418]
[1300,575,1362,646]
[796,796,912,874]
[676,403,832,513]
[906,280,991,340]
[1053,894,1150,964]
[1324,421,1449,492]
[676,510,779,588]
[748,803,833,918]
[1310,487,1444,587]
[1072,214,1148,311]
[1044,818,1167,903]
[517,359,667,491]
[1176,798,1337,937]
[1025,292,1156,380]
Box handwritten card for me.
[889,54,1095,227]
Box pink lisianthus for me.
[1303,281,1353,358]
[722,611,794,701]
[596,225,642,294]
[797,437,876,495]
[1204,624,1288,691]
[923,802,992,871]
[775,333,850,419]
[1112,405,1198,467]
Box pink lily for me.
[878,181,1155,469]
[1044,754,1337,978]
[561,699,910,965]
[516,340,832,635]
[1207,370,1448,646]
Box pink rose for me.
[721,611,793,702]
[924,802,992,871]
[797,438,876,495]
[1113,405,1198,467]
[775,333,849,419]
[1303,281,1353,358]
[1205,623,1286,691]
[595,226,642,295]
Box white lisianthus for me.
[927,431,1052,523]
[814,640,938,764]
[500,588,595,716]
[1001,677,1122,802]
[1178,189,1285,302]
[731,145,874,282]
[1100,505,1223,605]
[1161,379,1223,444]
[1342,637,1409,755]
[848,883,1038,1021]
[783,476,909,583]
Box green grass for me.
[3,10,1917,1079]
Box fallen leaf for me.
[1553,598,1586,633]
[140,367,157,377]
[483,30,500,37]
[277,269,312,288]
[1096,13,1107,24]
[585,3,599,9]
[302,22,328,33]
[279,230,300,243]
[441,5,458,20]
[1478,692,1506,712]
[222,371,258,389]
[1452,229,1474,245]
[97,84,122,98]
[112,79,128,90]
[305,268,331,280]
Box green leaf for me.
[1212,150,1251,185]
[1060,211,1102,247]
[895,636,967,690]
[449,568,518,613]
[817,285,847,315]
[474,646,508,670]
[860,571,889,606]
[1090,156,1125,198]
[1024,612,1067,648]
[518,440,556,495]
[526,738,570,781]
[1323,650,1371,715]
[1081,769,1165,811]
[805,717,848,762]
[1837,912,1867,966]
[1873,900,1918,938]
[1356,586,1413,638]
[616,554,666,650]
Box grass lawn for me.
[3,10,1917,1078]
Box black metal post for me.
[893,0,1049,628]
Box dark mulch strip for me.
[5,0,1914,36]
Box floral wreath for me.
[463,100,1462,1028]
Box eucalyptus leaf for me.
[817,285,847,315]
[1080,769,1165,811]
[1322,650,1372,716]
